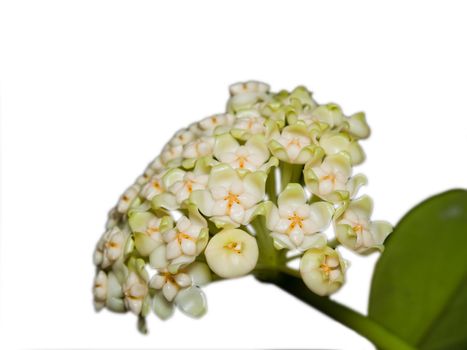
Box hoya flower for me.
[117,184,141,214]
[334,195,392,253]
[150,208,208,273]
[190,164,267,228]
[150,262,211,302]
[300,246,347,296]
[266,184,334,251]
[93,271,108,310]
[230,109,266,140]
[160,144,183,166]
[308,103,346,129]
[162,162,210,205]
[304,153,367,205]
[123,271,149,315]
[204,228,259,278]
[347,112,371,139]
[129,211,173,256]
[227,81,270,113]
[318,131,365,166]
[94,226,127,268]
[213,133,271,172]
[150,271,192,301]
[93,271,125,312]
[151,262,211,319]
[269,123,322,164]
[182,136,215,159]
[198,114,235,136]
[140,172,165,201]
[168,128,195,147]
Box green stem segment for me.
[269,272,416,350]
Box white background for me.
[1,1,466,349]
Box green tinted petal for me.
[175,286,207,318]
[278,183,307,207]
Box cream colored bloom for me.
[266,184,333,251]
[300,246,346,296]
[123,271,149,315]
[169,128,195,147]
[93,271,125,312]
[304,153,367,204]
[94,227,126,268]
[93,270,108,311]
[190,164,267,228]
[205,228,259,278]
[198,114,235,136]
[140,172,165,201]
[182,136,215,159]
[163,168,209,205]
[214,134,270,172]
[150,271,192,301]
[129,212,173,256]
[269,123,322,164]
[150,208,208,273]
[231,109,266,139]
[319,131,365,165]
[335,195,392,253]
[117,184,140,214]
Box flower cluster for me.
[93,81,392,332]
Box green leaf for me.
[369,189,467,350]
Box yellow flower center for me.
[287,213,304,233]
[224,241,242,254]
[224,192,241,212]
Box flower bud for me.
[205,229,259,278]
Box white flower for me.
[94,227,126,268]
[163,168,209,205]
[268,123,321,164]
[190,164,267,228]
[148,156,165,172]
[135,166,156,186]
[308,104,345,128]
[231,109,266,139]
[182,136,215,159]
[93,271,125,312]
[198,114,235,136]
[150,208,208,273]
[300,246,346,296]
[149,262,211,312]
[140,172,165,201]
[117,184,140,214]
[129,212,173,256]
[169,128,195,147]
[123,271,149,315]
[204,228,259,278]
[160,144,183,165]
[150,271,191,302]
[319,131,365,165]
[227,81,271,113]
[213,133,270,172]
[266,184,333,251]
[164,216,205,260]
[229,81,270,96]
[335,195,392,253]
[93,271,108,311]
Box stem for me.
[270,272,416,350]
[280,163,303,191]
[266,167,277,202]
